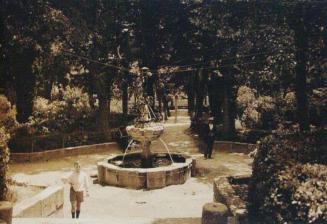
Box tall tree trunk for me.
[208,74,224,126]
[195,68,208,119]
[94,71,113,135]
[98,97,110,133]
[222,73,236,140]
[122,78,128,121]
[294,4,310,131]
[187,71,195,115]
[14,48,36,123]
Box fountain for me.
[97,73,192,189]
[125,100,165,168]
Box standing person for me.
[159,82,171,120]
[67,161,90,219]
[201,107,210,140]
[205,129,215,159]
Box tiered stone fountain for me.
[97,100,192,189]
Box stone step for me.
[13,217,154,224]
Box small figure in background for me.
[159,82,171,120]
[204,128,215,159]
[201,107,210,140]
[67,161,90,219]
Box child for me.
[66,161,90,219]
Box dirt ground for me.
[10,112,252,223]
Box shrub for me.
[236,86,277,129]
[248,128,327,223]
[0,95,17,200]
[237,86,256,110]
[28,85,95,134]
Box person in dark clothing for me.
[159,82,171,120]
[204,129,215,159]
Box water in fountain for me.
[121,139,135,164]
[159,138,174,165]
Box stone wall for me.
[213,175,251,224]
[10,142,119,163]
[214,141,256,154]
[13,185,64,218]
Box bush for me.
[0,95,17,200]
[248,129,327,223]
[237,129,272,143]
[236,86,277,129]
[28,85,95,134]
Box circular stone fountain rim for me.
[98,152,193,172]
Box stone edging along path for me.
[214,141,256,154]
[10,141,256,163]
[10,142,118,163]
[13,185,64,218]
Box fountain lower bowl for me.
[97,152,192,189]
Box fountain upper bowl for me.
[126,123,164,142]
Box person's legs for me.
[76,191,84,218]
[208,145,213,159]
[203,142,208,159]
[76,201,81,218]
[208,142,213,159]
[70,187,77,218]
[163,97,169,118]
[71,201,77,218]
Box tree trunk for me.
[294,4,310,131]
[122,79,128,121]
[187,72,195,115]
[222,73,235,140]
[94,71,113,135]
[195,68,208,119]
[98,97,110,133]
[14,48,36,123]
[208,74,224,126]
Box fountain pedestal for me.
[141,141,152,168]
[125,122,164,168]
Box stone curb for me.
[214,141,256,154]
[10,142,118,163]
[13,185,64,218]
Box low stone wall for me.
[10,142,118,163]
[13,185,64,218]
[214,141,256,154]
[213,175,251,224]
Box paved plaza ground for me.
[9,113,252,223]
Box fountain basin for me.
[97,152,192,189]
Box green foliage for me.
[236,86,277,129]
[0,127,10,201]
[0,95,17,200]
[249,129,327,223]
[28,85,94,134]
